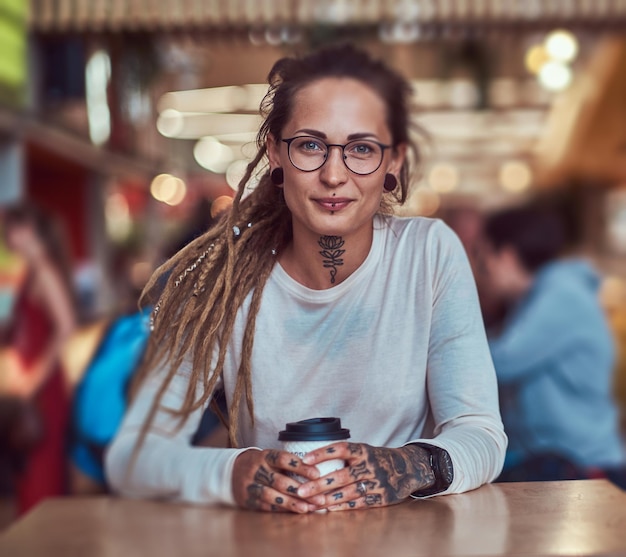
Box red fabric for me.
[9,284,70,515]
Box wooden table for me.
[1,480,625,556]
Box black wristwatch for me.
[412,443,454,497]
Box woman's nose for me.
[319,146,348,187]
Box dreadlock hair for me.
[133,43,423,449]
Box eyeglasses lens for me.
[288,137,383,174]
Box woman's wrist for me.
[405,443,454,497]
[399,444,437,494]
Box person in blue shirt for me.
[481,205,626,488]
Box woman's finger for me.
[238,451,323,512]
[306,475,381,508]
[302,441,367,466]
[297,443,374,500]
[243,480,318,513]
[264,449,320,481]
[326,489,386,512]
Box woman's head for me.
[257,44,420,205]
[3,204,61,263]
[267,77,405,240]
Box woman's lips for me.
[315,198,352,211]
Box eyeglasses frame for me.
[281,136,392,176]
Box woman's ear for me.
[389,142,407,176]
[266,134,281,168]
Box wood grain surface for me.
[1,480,625,557]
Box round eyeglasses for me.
[281,136,391,175]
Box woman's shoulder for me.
[379,214,459,248]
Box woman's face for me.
[268,77,405,242]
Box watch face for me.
[412,443,454,496]
[438,449,454,487]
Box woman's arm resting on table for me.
[106,365,322,510]
[422,223,507,493]
[105,366,248,506]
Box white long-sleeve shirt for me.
[106,215,506,505]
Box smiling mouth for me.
[315,198,352,211]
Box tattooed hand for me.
[295,443,435,511]
[232,449,323,513]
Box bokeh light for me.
[156,109,184,138]
[105,192,132,241]
[525,44,549,75]
[545,29,579,63]
[150,174,187,206]
[194,137,234,174]
[210,195,234,218]
[225,160,250,190]
[538,61,573,91]
[428,163,460,193]
[499,161,533,192]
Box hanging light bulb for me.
[545,29,579,63]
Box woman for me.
[1,203,76,514]
[106,44,506,513]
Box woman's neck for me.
[279,223,374,290]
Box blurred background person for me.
[0,203,77,515]
[480,205,626,488]
[438,205,506,331]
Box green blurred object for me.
[0,0,27,107]
[0,232,23,324]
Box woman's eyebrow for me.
[293,128,326,138]
[347,132,379,140]
[292,130,380,141]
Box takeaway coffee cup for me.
[278,417,350,480]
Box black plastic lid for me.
[278,417,350,442]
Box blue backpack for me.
[70,309,151,484]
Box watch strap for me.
[411,442,454,497]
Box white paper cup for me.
[282,439,347,480]
[278,417,351,482]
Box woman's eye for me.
[301,140,323,151]
[349,142,374,155]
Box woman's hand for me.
[232,449,323,513]
[295,443,435,511]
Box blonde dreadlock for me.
[131,43,422,450]
[132,152,292,447]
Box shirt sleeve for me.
[488,280,589,385]
[405,221,507,495]
[104,359,251,506]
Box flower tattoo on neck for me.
[318,235,345,284]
